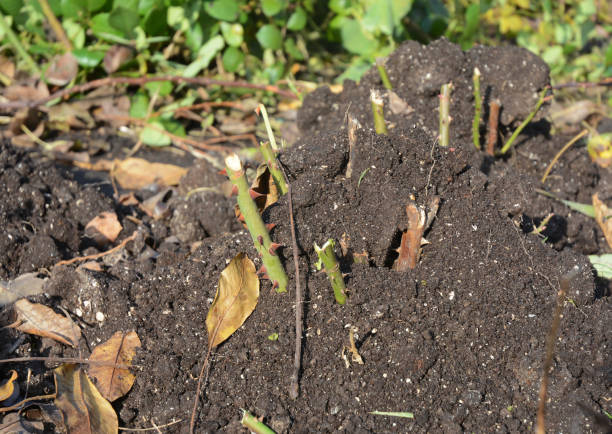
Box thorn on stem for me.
[257,235,264,245]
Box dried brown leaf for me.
[85,212,122,246]
[46,52,78,86]
[88,331,141,402]
[234,165,279,226]
[388,90,414,115]
[10,299,81,347]
[0,55,15,81]
[3,80,49,102]
[0,272,47,306]
[0,370,18,403]
[206,253,259,348]
[103,45,134,74]
[113,158,187,190]
[593,194,612,249]
[54,364,118,434]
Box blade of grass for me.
[535,189,595,218]
[370,411,414,418]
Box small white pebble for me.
[449,291,455,301]
[75,308,83,317]
[95,312,105,322]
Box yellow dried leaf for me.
[592,194,612,249]
[113,158,188,190]
[206,253,259,348]
[54,364,118,434]
[88,331,141,402]
[0,370,18,402]
[85,212,122,246]
[11,299,80,347]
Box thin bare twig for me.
[0,76,298,110]
[54,231,137,266]
[551,77,612,89]
[38,0,72,51]
[0,393,56,413]
[279,166,302,399]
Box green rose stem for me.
[501,87,548,154]
[260,140,288,195]
[225,153,288,293]
[376,58,393,90]
[314,239,347,305]
[370,89,388,135]
[438,83,452,147]
[241,410,275,434]
[472,68,482,149]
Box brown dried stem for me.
[486,99,501,156]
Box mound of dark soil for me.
[1,39,610,433]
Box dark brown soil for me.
[1,39,610,433]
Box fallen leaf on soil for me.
[206,253,259,348]
[0,272,46,306]
[88,331,141,402]
[47,102,96,129]
[0,55,15,81]
[113,158,188,190]
[85,212,122,247]
[54,364,118,434]
[388,90,414,115]
[103,45,134,74]
[140,188,172,219]
[0,370,19,403]
[46,52,78,86]
[0,412,44,432]
[10,299,81,347]
[588,254,612,279]
[592,194,612,249]
[2,80,49,102]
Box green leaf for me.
[60,0,88,19]
[261,0,285,17]
[264,63,284,83]
[256,24,282,50]
[166,5,185,29]
[91,13,125,40]
[109,6,140,39]
[463,3,479,39]
[341,19,378,56]
[205,0,239,21]
[284,37,304,60]
[287,7,306,31]
[329,0,348,13]
[0,0,23,17]
[183,34,225,77]
[221,22,244,47]
[129,92,149,119]
[62,18,85,49]
[222,46,244,72]
[72,49,105,67]
[535,189,595,218]
[142,7,168,36]
[140,121,171,147]
[144,81,173,97]
[588,254,612,279]
[87,0,106,12]
[606,42,612,68]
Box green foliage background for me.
[0,0,610,86]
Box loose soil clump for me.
[0,39,610,432]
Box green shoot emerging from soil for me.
[438,83,452,147]
[225,153,288,293]
[370,89,387,135]
[500,87,548,154]
[314,239,347,304]
[241,409,275,434]
[472,67,482,149]
[376,58,393,90]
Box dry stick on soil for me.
[345,115,360,178]
[438,83,452,147]
[38,0,72,51]
[472,67,482,149]
[0,394,56,413]
[393,197,440,272]
[551,77,612,89]
[486,99,501,156]
[535,275,570,434]
[54,231,137,266]
[118,419,183,432]
[0,76,298,110]
[279,166,303,400]
[541,129,589,183]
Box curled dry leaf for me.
[88,331,141,402]
[113,158,188,190]
[0,272,47,306]
[10,299,81,347]
[592,194,612,249]
[234,165,279,226]
[0,370,19,404]
[388,90,414,115]
[103,45,134,74]
[0,55,15,81]
[206,253,259,348]
[46,52,78,86]
[54,364,118,434]
[85,212,122,247]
